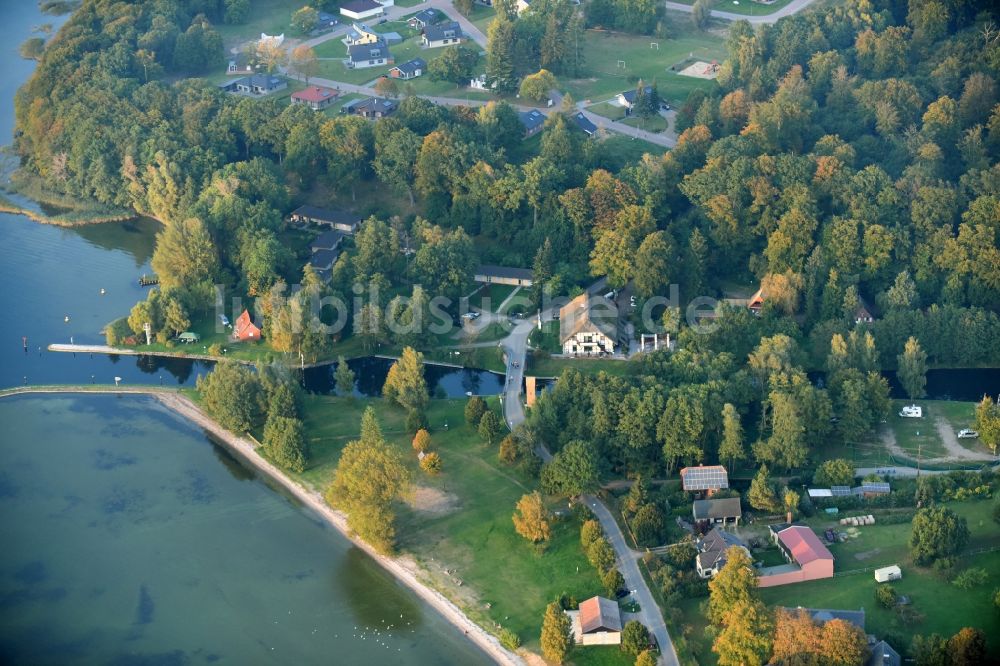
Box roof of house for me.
[559,292,618,343]
[411,8,439,23]
[868,640,900,666]
[519,109,546,132]
[235,309,259,336]
[392,58,426,75]
[776,526,834,566]
[619,85,654,104]
[292,86,338,103]
[475,264,533,281]
[317,11,338,23]
[573,112,598,135]
[292,205,360,226]
[341,0,382,13]
[424,21,463,42]
[781,607,866,631]
[578,596,622,634]
[310,249,339,270]
[696,527,747,572]
[353,96,396,114]
[680,465,729,491]
[692,497,742,521]
[311,229,345,251]
[238,74,283,89]
[348,41,391,62]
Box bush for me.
[104,317,131,346]
[412,428,431,453]
[465,396,487,425]
[952,567,988,590]
[420,451,442,475]
[875,584,897,609]
[498,628,520,651]
[621,620,650,656]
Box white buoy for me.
[100,288,106,295]
[64,315,70,322]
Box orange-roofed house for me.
[291,85,339,111]
[758,524,834,588]
[234,309,261,342]
[566,596,623,646]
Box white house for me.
[559,292,618,356]
[422,21,463,48]
[347,41,393,69]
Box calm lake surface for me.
[0,3,488,664]
[0,394,489,665]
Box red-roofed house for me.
[566,596,623,646]
[759,524,834,588]
[291,85,339,111]
[234,309,262,342]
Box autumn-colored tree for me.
[383,347,429,414]
[512,491,551,543]
[540,601,572,664]
[708,546,758,625]
[975,396,1000,455]
[580,519,603,549]
[948,627,987,666]
[412,428,431,453]
[374,76,399,99]
[819,617,871,666]
[289,44,318,83]
[635,650,657,666]
[712,599,774,666]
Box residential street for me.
[498,280,679,666]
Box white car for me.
[957,429,979,439]
[461,312,481,320]
[899,404,923,418]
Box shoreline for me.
[0,192,135,227]
[0,385,523,666]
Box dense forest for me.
[12,0,1000,372]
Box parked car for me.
[460,311,480,320]
[957,429,979,438]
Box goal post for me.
[616,60,626,69]
[650,42,659,50]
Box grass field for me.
[464,4,497,37]
[216,0,300,48]
[296,396,608,651]
[563,30,725,105]
[471,283,520,312]
[526,353,634,378]
[529,320,562,355]
[678,499,1000,663]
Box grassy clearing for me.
[526,354,634,378]
[395,0,426,7]
[588,101,626,120]
[620,114,669,133]
[296,396,607,651]
[463,4,497,36]
[593,134,670,168]
[529,321,562,355]
[568,646,636,666]
[562,30,725,105]
[215,0,301,49]
[471,283,519,312]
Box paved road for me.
[855,462,999,478]
[498,280,678,666]
[664,0,820,25]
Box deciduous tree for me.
[383,347,429,414]
[513,491,551,543]
[909,506,969,565]
[897,336,928,400]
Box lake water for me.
[303,356,505,397]
[0,394,489,665]
[0,3,488,664]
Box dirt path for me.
[0,387,522,666]
[879,424,994,465]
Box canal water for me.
[0,3,488,664]
[0,394,489,665]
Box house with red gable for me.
[234,309,261,342]
[758,524,835,587]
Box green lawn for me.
[463,4,497,37]
[568,646,636,666]
[588,101,626,121]
[316,35,472,87]
[529,320,562,355]
[296,396,607,650]
[620,114,669,133]
[471,283,520,312]
[216,0,301,49]
[593,134,670,169]
[395,0,427,8]
[759,549,1000,657]
[526,353,634,379]
[562,30,725,105]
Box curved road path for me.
[498,283,679,666]
[664,0,820,24]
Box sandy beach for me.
[1,386,523,666]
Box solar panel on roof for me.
[862,482,890,493]
[681,467,729,490]
[831,486,851,497]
